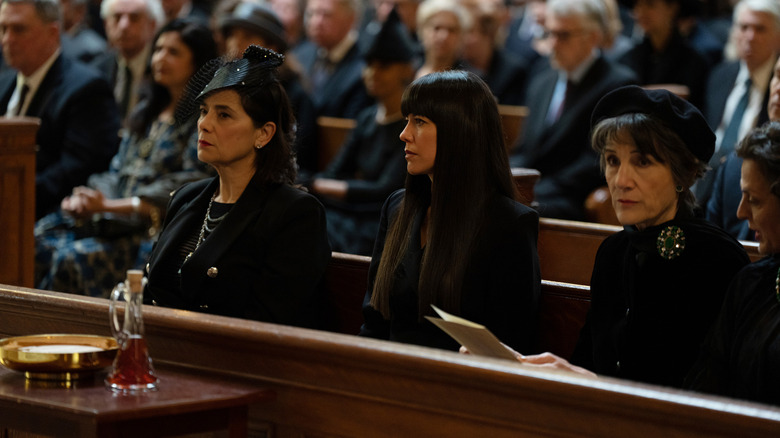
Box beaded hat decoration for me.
[175,45,284,125]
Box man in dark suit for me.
[89,0,163,127]
[696,0,780,208]
[707,54,780,240]
[0,0,120,219]
[293,0,372,119]
[509,0,637,220]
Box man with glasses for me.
[509,0,636,221]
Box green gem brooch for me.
[656,225,686,260]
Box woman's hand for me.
[62,186,106,219]
[460,346,596,378]
[516,352,597,377]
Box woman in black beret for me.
[142,46,331,327]
[687,121,780,405]
[502,85,750,388]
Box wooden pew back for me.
[1,284,779,438]
[321,252,590,359]
[0,118,39,288]
[538,218,763,285]
[316,116,356,171]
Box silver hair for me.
[100,0,165,30]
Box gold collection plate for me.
[0,334,118,381]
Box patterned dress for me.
[35,117,213,297]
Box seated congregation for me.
[5,0,780,424]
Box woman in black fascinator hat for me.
[143,45,331,327]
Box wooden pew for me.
[316,116,356,171]
[1,283,779,438]
[498,104,528,152]
[322,252,590,359]
[0,118,39,288]
[538,218,763,285]
[315,107,529,171]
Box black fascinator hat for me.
[176,45,285,124]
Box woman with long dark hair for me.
[359,70,540,352]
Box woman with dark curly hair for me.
[687,121,780,405]
[143,45,331,327]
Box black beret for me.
[360,7,416,63]
[218,2,288,54]
[591,85,715,163]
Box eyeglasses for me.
[542,29,588,42]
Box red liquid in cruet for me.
[106,335,158,388]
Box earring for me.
[254,144,262,150]
[675,185,683,193]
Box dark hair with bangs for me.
[370,70,517,320]
[737,121,780,199]
[591,113,706,216]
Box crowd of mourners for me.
[6,0,780,407]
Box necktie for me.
[120,65,133,119]
[310,55,333,94]
[719,77,752,161]
[15,83,29,116]
[545,80,572,126]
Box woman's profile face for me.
[737,158,780,255]
[151,31,195,91]
[604,141,678,230]
[400,113,436,176]
[197,89,267,171]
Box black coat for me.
[510,55,637,220]
[572,215,750,388]
[0,53,119,218]
[686,254,780,405]
[144,173,331,327]
[360,189,541,353]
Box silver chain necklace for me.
[182,191,218,268]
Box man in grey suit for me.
[510,0,636,220]
[696,0,780,208]
[293,0,371,119]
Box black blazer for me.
[510,55,637,219]
[706,152,751,240]
[293,39,373,119]
[144,173,331,327]
[0,53,119,218]
[360,189,541,353]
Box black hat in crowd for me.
[360,7,416,63]
[196,45,284,101]
[218,2,288,53]
[591,85,715,163]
